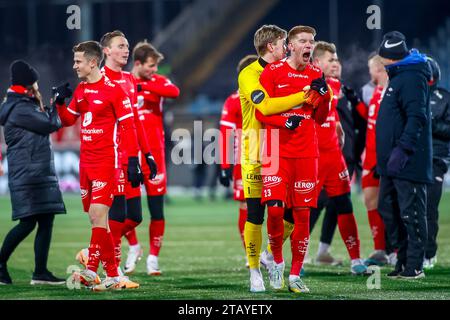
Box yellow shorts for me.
[241,164,263,198]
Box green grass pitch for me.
[0,191,449,300]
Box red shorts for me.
[79,166,116,212]
[233,164,244,202]
[362,154,380,188]
[317,150,351,197]
[262,157,318,208]
[142,149,167,196]
[362,166,380,188]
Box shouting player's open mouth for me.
[302,51,311,62]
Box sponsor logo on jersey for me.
[270,62,283,70]
[246,173,262,181]
[93,100,103,104]
[263,176,282,187]
[280,112,311,119]
[80,189,88,199]
[114,79,126,84]
[81,128,104,135]
[251,90,265,104]
[92,180,107,192]
[339,169,350,180]
[84,89,98,94]
[288,72,309,79]
[122,98,132,109]
[149,173,166,185]
[82,112,93,127]
[277,84,290,89]
[294,180,315,194]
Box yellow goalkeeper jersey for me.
[238,58,308,166]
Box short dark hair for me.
[237,55,258,74]
[72,41,104,66]
[132,40,164,64]
[100,30,125,48]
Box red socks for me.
[87,227,118,277]
[337,213,361,260]
[368,209,386,250]
[290,208,310,276]
[267,206,285,264]
[149,219,165,256]
[238,207,247,249]
[123,219,140,246]
[87,227,103,273]
[108,219,124,265]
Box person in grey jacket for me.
[0,60,66,285]
[376,31,432,279]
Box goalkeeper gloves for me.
[127,156,144,188]
[219,168,232,187]
[285,115,304,130]
[144,153,158,180]
[52,83,73,105]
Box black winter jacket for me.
[0,92,66,220]
[376,55,432,184]
[430,87,450,162]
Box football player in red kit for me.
[256,25,331,293]
[219,55,258,267]
[102,30,157,287]
[124,41,180,275]
[57,41,143,291]
[346,55,389,266]
[311,41,369,275]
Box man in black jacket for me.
[423,56,450,270]
[376,31,432,279]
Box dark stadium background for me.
[0,0,449,193]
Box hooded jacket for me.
[376,49,433,183]
[0,91,66,220]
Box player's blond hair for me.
[288,25,317,42]
[237,55,258,74]
[72,41,104,66]
[100,30,126,48]
[254,25,287,56]
[132,40,164,64]
[312,41,337,59]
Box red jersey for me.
[316,77,341,153]
[219,90,242,169]
[58,76,138,168]
[258,59,324,158]
[135,74,180,151]
[102,66,150,158]
[363,85,385,169]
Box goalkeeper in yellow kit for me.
[239,24,319,292]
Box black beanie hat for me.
[378,31,409,60]
[10,60,39,87]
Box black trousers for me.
[425,159,447,259]
[378,176,427,271]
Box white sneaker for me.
[249,268,265,293]
[288,276,310,294]
[260,249,274,273]
[423,256,437,270]
[125,245,143,274]
[118,275,140,289]
[269,261,285,290]
[92,277,121,292]
[146,255,162,276]
[387,252,398,266]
